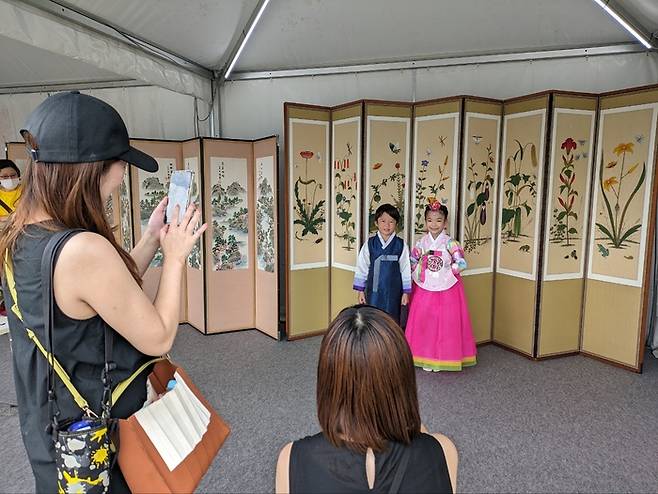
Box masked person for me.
[0,159,22,220]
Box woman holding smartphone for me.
[0,91,206,492]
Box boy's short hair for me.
[374,203,400,223]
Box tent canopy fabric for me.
[1,0,657,98]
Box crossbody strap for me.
[0,197,14,215]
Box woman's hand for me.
[144,197,168,242]
[160,204,207,264]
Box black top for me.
[3,225,149,493]
[290,432,452,493]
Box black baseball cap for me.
[20,91,158,172]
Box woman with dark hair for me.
[0,91,206,492]
[276,305,457,493]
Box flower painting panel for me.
[413,114,459,241]
[544,110,595,279]
[289,119,329,268]
[366,117,410,237]
[139,158,175,268]
[588,105,657,286]
[210,157,249,271]
[332,117,361,270]
[497,111,546,279]
[119,167,133,252]
[256,156,276,273]
[185,157,203,270]
[460,114,500,273]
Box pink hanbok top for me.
[410,231,467,292]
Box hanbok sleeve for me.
[400,243,412,294]
[447,238,467,274]
[353,241,370,291]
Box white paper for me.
[135,372,210,471]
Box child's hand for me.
[357,291,366,304]
[401,293,409,306]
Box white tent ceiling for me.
[0,0,657,93]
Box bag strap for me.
[0,197,13,215]
[389,445,411,494]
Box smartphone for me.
[165,170,194,224]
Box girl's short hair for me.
[0,160,20,178]
[374,203,401,223]
[317,305,421,453]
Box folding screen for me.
[284,104,331,339]
[253,136,280,339]
[330,101,363,318]
[129,139,187,322]
[582,86,658,371]
[202,138,255,334]
[182,138,205,332]
[459,98,502,344]
[493,94,549,356]
[116,166,134,250]
[5,142,28,175]
[412,98,462,241]
[364,101,412,240]
[537,93,598,358]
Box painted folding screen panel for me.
[5,142,28,176]
[203,138,255,333]
[364,102,412,241]
[129,140,186,323]
[412,98,461,241]
[493,95,549,356]
[330,102,363,318]
[537,94,597,357]
[253,136,279,338]
[459,98,502,343]
[182,138,205,332]
[285,104,331,338]
[582,87,658,371]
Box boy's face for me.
[376,212,397,238]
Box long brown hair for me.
[0,156,141,284]
[317,305,421,453]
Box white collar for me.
[428,231,447,247]
[377,232,396,248]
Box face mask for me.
[0,178,20,190]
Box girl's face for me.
[99,161,126,202]
[426,210,446,235]
[376,212,397,239]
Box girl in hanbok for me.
[405,198,477,371]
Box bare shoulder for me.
[275,442,293,494]
[430,433,457,455]
[57,232,120,268]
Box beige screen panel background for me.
[331,103,363,319]
[364,102,412,241]
[493,95,549,356]
[286,104,331,338]
[253,137,279,339]
[411,98,462,241]
[182,138,205,333]
[129,139,187,323]
[203,139,255,333]
[582,88,658,370]
[461,98,503,344]
[538,94,597,357]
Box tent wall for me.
[220,52,658,142]
[0,86,207,144]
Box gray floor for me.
[1,326,658,493]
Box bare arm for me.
[275,442,293,494]
[55,206,205,356]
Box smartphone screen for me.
[165,170,194,224]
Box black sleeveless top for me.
[290,432,452,493]
[3,225,150,493]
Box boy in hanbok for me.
[405,198,477,371]
[353,203,411,324]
